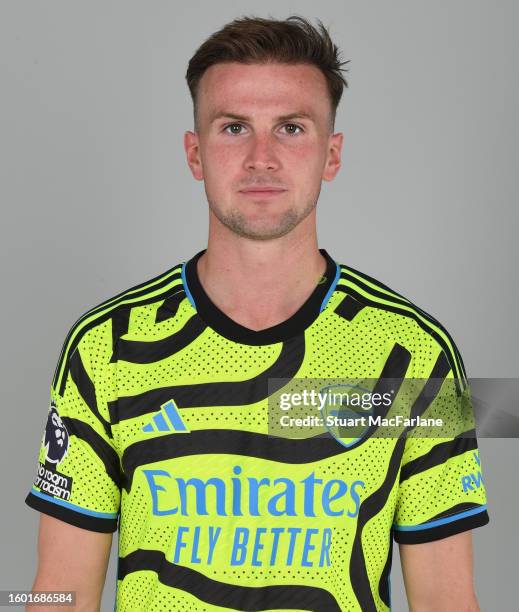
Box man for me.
[25,15,489,612]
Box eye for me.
[281,123,304,135]
[223,123,246,135]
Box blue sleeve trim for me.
[181,261,196,309]
[320,262,341,312]
[30,486,118,519]
[394,504,487,531]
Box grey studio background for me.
[1,1,517,611]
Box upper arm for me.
[32,514,113,611]
[399,531,478,611]
[25,321,121,532]
[393,350,489,609]
[24,321,122,609]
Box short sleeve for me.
[393,371,489,544]
[25,319,122,533]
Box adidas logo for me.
[142,399,189,433]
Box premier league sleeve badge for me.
[43,400,70,465]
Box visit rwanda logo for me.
[142,399,189,433]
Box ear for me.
[184,130,204,181]
[322,132,344,181]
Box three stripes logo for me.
[142,399,189,434]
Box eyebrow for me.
[209,111,315,124]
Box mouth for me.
[239,188,287,198]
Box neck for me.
[196,218,326,331]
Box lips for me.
[239,188,287,195]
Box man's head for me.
[184,16,349,241]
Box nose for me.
[243,133,281,172]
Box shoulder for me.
[51,259,186,394]
[334,261,468,392]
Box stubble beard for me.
[207,193,320,241]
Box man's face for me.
[184,62,343,241]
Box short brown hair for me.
[185,15,350,131]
